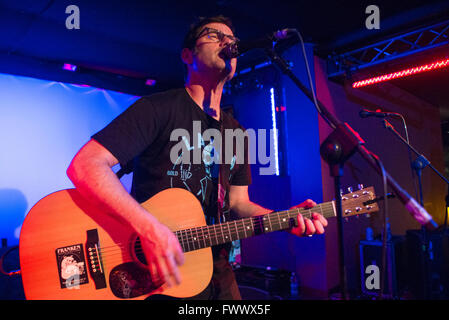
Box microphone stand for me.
[383,119,449,298]
[383,120,449,201]
[263,46,438,300]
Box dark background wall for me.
[315,57,446,296]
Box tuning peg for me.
[347,186,353,193]
[358,184,364,190]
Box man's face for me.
[189,22,237,81]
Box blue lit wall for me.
[0,73,138,245]
[233,43,326,298]
[281,43,326,298]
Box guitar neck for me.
[175,201,336,253]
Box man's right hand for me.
[138,222,185,288]
[67,140,185,288]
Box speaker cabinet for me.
[233,264,294,300]
[359,236,406,298]
[405,229,449,299]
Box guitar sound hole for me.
[134,238,147,265]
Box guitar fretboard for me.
[174,201,336,253]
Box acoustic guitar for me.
[19,186,378,299]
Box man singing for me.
[67,15,328,300]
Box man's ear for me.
[181,47,193,65]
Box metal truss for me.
[327,19,449,79]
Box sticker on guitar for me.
[55,244,88,289]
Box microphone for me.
[220,28,297,60]
[359,108,398,118]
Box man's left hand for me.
[288,199,328,237]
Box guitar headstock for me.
[341,186,379,218]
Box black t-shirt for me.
[92,88,251,234]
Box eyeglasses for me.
[195,27,239,44]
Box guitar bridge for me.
[86,229,107,289]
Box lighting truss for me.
[327,19,449,80]
[352,57,449,88]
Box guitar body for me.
[19,188,213,300]
[20,183,377,300]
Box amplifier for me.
[359,236,406,298]
[233,264,294,300]
[405,229,449,299]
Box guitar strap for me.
[216,112,228,224]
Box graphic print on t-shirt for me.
[167,132,224,222]
[92,88,251,228]
[168,132,215,196]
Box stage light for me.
[62,63,77,72]
[145,79,156,86]
[352,57,449,88]
[275,106,286,112]
[270,87,280,176]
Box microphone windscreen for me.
[219,42,239,60]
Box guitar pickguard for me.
[109,262,162,299]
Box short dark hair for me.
[182,15,235,50]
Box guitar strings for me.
[20,204,336,267]
[81,207,312,262]
[99,204,335,255]
[141,205,336,253]
[90,214,294,263]
[96,204,336,259]
[176,204,336,248]
[22,193,375,271]
[100,204,335,258]
[20,203,349,274]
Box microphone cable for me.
[291,29,336,130]
[293,28,393,298]
[369,151,390,299]
[292,28,391,299]
[396,114,420,206]
[0,245,21,277]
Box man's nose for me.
[221,35,235,46]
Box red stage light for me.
[352,57,449,88]
[145,79,156,86]
[62,63,77,72]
